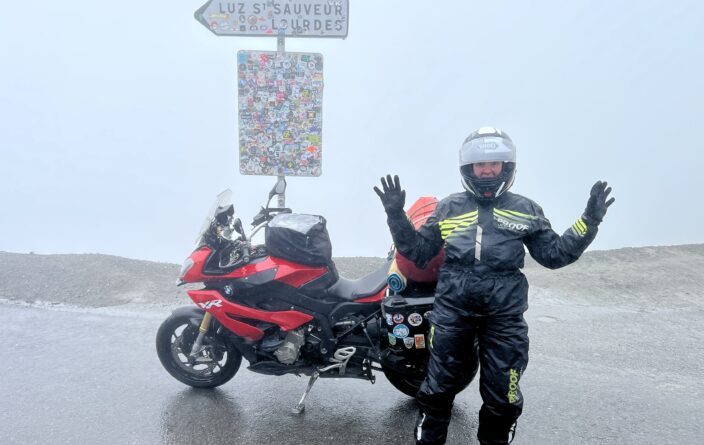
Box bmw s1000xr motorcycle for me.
[156,179,450,413]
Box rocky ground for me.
[0,244,702,311]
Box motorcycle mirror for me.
[215,204,234,226]
[267,177,287,207]
[233,218,244,236]
[271,177,287,197]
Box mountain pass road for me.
[0,301,702,445]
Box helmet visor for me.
[459,136,516,166]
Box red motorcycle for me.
[156,180,439,412]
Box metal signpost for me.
[195,0,349,206]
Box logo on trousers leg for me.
[507,368,521,404]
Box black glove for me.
[373,174,406,217]
[583,180,615,225]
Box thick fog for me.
[1,0,702,263]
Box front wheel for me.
[156,310,242,388]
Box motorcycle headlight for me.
[179,258,194,279]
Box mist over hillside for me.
[0,252,389,308]
[521,244,704,309]
[0,244,702,310]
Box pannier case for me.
[381,294,434,354]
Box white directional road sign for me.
[195,0,349,38]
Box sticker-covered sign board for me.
[195,0,349,38]
[238,50,323,177]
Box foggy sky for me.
[1,0,702,264]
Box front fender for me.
[169,305,255,364]
[169,305,206,327]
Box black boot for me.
[477,406,519,445]
[414,410,450,445]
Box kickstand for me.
[292,370,320,414]
[291,347,356,414]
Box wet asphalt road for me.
[1,301,702,445]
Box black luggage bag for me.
[265,213,332,266]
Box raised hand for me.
[583,180,615,224]
[373,174,406,216]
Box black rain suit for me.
[385,191,598,445]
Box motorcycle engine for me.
[273,328,306,364]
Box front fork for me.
[189,312,212,357]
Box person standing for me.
[374,127,614,444]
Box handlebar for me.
[241,243,250,264]
[251,207,292,227]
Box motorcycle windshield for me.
[195,189,233,245]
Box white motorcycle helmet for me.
[459,126,517,199]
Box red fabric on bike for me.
[395,197,445,282]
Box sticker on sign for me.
[195,0,349,38]
[238,50,324,177]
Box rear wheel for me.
[382,363,426,398]
[156,312,242,388]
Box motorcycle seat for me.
[326,260,391,301]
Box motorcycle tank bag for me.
[381,294,434,353]
[395,197,445,282]
[265,213,332,266]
